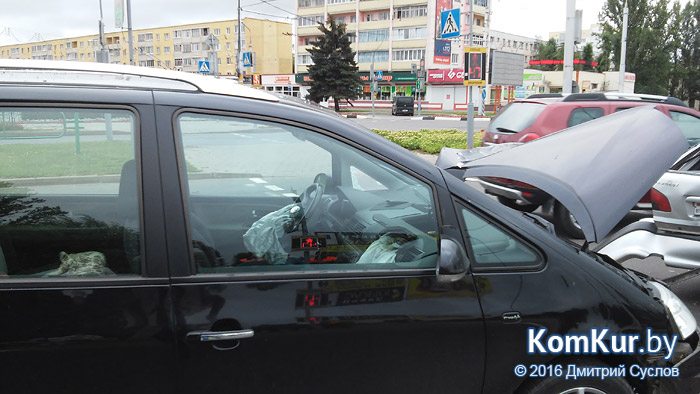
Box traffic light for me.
[467,52,485,81]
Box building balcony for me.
[357,41,389,51]
[358,0,389,11]
[298,26,322,36]
[392,17,428,28]
[296,5,324,16]
[358,20,390,29]
[393,0,428,6]
[327,2,357,13]
[391,39,426,49]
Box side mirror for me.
[436,238,469,283]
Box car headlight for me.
[650,281,697,339]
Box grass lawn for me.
[372,129,483,153]
[0,140,133,178]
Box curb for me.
[342,114,368,119]
[410,116,491,122]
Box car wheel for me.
[553,201,584,239]
[497,196,539,213]
[520,360,634,394]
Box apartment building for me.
[549,23,602,55]
[295,0,489,106]
[489,30,537,68]
[0,18,292,77]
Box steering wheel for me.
[298,173,328,221]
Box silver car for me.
[598,145,700,269]
[652,145,700,235]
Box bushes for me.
[372,128,483,153]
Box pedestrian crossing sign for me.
[440,9,460,39]
[243,52,253,67]
[198,61,210,73]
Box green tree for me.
[598,0,673,94]
[668,0,699,106]
[532,38,561,71]
[581,43,595,71]
[307,17,362,112]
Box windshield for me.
[669,111,700,146]
[488,102,547,134]
[396,97,413,104]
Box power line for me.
[241,8,297,20]
[258,0,296,16]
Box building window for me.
[226,57,231,64]
[80,42,84,48]
[327,0,354,3]
[137,33,153,42]
[378,12,390,20]
[351,15,356,23]
[451,53,459,64]
[226,42,231,50]
[392,26,426,40]
[391,48,425,62]
[298,0,324,7]
[157,61,161,67]
[156,47,161,55]
[192,43,201,51]
[299,15,324,27]
[334,16,345,24]
[358,50,389,63]
[165,46,171,54]
[297,54,313,65]
[138,60,155,67]
[358,29,389,42]
[183,44,191,53]
[165,60,171,67]
[183,58,192,66]
[394,5,427,19]
[164,33,170,40]
[214,28,220,36]
[476,18,481,26]
[226,27,231,35]
[175,58,183,66]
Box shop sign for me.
[295,74,314,84]
[427,68,464,83]
[523,73,543,82]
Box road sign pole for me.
[370,61,375,118]
[467,0,474,149]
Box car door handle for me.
[686,196,700,203]
[187,329,254,342]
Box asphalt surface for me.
[349,113,492,131]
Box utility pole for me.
[370,60,375,117]
[467,0,474,148]
[237,0,243,81]
[562,0,575,93]
[127,0,134,66]
[618,1,628,93]
[97,0,108,63]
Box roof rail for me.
[527,93,564,99]
[562,92,688,107]
[0,59,278,102]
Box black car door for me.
[155,100,486,393]
[0,97,175,393]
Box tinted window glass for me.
[489,102,547,134]
[0,108,141,277]
[669,111,700,146]
[460,207,539,267]
[567,107,605,127]
[396,97,413,104]
[177,113,439,273]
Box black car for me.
[392,95,414,116]
[0,60,698,394]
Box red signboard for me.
[434,0,453,64]
[529,59,598,67]
[427,68,465,83]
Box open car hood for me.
[440,106,689,243]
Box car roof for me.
[0,59,278,102]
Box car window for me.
[176,112,439,274]
[567,107,605,127]
[669,111,700,146]
[459,205,540,268]
[488,102,547,134]
[0,107,141,277]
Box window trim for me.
[0,102,149,285]
[453,197,545,272]
[171,107,444,280]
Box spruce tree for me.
[307,17,362,112]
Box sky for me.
[0,0,689,46]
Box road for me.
[349,113,492,131]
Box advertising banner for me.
[434,0,453,64]
[427,68,464,83]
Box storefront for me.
[261,74,302,97]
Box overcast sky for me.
[0,0,688,45]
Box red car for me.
[480,92,700,238]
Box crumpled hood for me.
[440,106,689,243]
